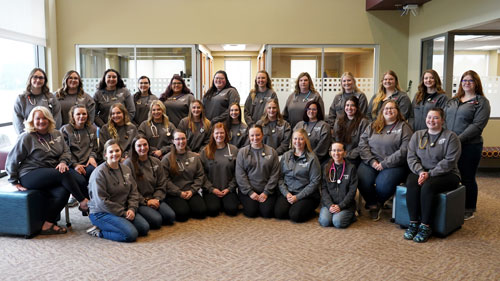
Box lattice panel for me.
[82,78,193,98]
[271,78,374,111]
[452,76,500,117]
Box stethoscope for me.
[225,144,234,161]
[150,122,171,138]
[418,129,443,149]
[135,94,151,105]
[304,121,318,137]
[27,93,53,110]
[329,160,345,184]
[295,91,311,103]
[386,121,398,135]
[103,90,118,103]
[73,126,92,145]
[35,132,54,152]
[108,163,127,185]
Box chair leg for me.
[65,204,71,228]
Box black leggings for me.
[20,168,86,201]
[238,192,277,218]
[165,194,207,222]
[406,173,460,225]
[204,192,239,217]
[274,193,319,223]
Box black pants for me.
[165,193,207,222]
[457,142,482,210]
[274,193,319,223]
[204,191,239,217]
[238,192,277,218]
[406,173,460,225]
[20,168,83,223]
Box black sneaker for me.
[369,206,382,221]
[413,224,432,243]
[404,222,420,240]
[464,211,475,221]
[86,226,101,238]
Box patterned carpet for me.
[0,170,499,281]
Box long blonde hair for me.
[340,72,361,94]
[107,103,131,139]
[25,106,56,133]
[371,70,402,118]
[260,98,285,126]
[250,70,273,101]
[147,100,171,135]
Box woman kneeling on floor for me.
[87,139,150,242]
[319,142,358,228]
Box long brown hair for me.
[336,96,364,144]
[56,70,85,99]
[371,100,405,134]
[146,100,170,131]
[415,69,445,104]
[187,100,210,133]
[294,72,317,94]
[204,122,229,160]
[168,130,186,177]
[25,68,51,97]
[130,135,149,180]
[371,70,402,118]
[68,105,91,128]
[455,70,484,100]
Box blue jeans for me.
[457,142,482,211]
[357,162,408,207]
[318,207,355,228]
[138,202,176,229]
[89,212,149,242]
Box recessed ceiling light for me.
[223,44,246,51]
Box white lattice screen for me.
[82,78,193,98]
[271,78,374,112]
[452,76,500,117]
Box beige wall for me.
[407,0,500,146]
[53,0,409,91]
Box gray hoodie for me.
[279,150,321,200]
[203,88,240,125]
[88,162,139,216]
[359,121,413,169]
[294,120,331,160]
[60,124,98,166]
[333,118,370,162]
[99,123,138,159]
[124,156,167,204]
[94,88,135,127]
[409,92,448,131]
[445,95,490,144]
[138,120,176,155]
[368,90,412,121]
[177,118,210,153]
[256,119,292,155]
[13,91,62,134]
[236,144,280,196]
[162,93,195,127]
[6,130,70,184]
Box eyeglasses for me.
[174,137,186,141]
[461,79,475,84]
[172,82,182,85]
[32,75,45,80]
[384,107,396,111]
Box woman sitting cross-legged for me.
[124,136,176,229]
[86,139,150,242]
[318,142,358,228]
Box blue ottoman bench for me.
[0,187,45,238]
[393,185,465,237]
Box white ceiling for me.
[203,44,263,52]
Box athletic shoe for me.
[404,222,420,240]
[413,224,432,243]
[86,226,101,238]
[464,211,475,221]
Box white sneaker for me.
[86,226,101,237]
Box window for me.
[225,60,251,105]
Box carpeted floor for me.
[0,170,499,281]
